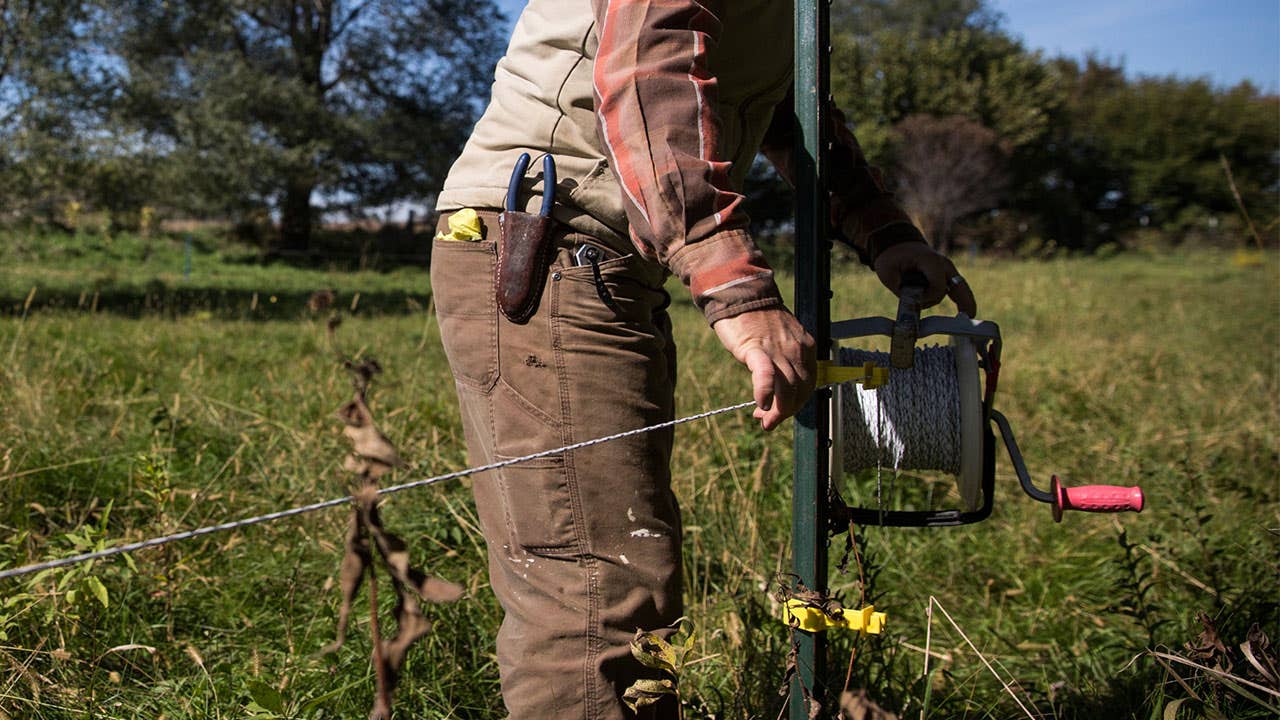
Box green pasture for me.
[0,232,1276,719]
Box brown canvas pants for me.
[431,212,682,719]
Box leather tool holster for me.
[496,210,556,324]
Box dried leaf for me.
[420,576,465,603]
[337,397,403,470]
[320,515,369,656]
[775,572,845,620]
[343,358,383,394]
[359,489,464,605]
[622,678,677,713]
[308,289,335,313]
[1162,697,1188,720]
[778,639,799,697]
[1186,612,1229,664]
[631,630,678,675]
[372,605,433,718]
[1241,624,1279,688]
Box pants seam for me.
[484,320,519,548]
[549,281,579,548]
[550,274,602,719]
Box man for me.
[431,1,976,717]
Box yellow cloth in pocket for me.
[435,208,485,242]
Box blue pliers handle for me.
[505,153,557,217]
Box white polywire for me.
[0,399,757,581]
[838,345,962,476]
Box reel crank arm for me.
[890,271,928,369]
[990,410,1145,522]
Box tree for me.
[1023,57,1279,249]
[1094,76,1278,235]
[0,0,98,222]
[890,114,1007,253]
[832,0,999,41]
[0,1,90,129]
[99,0,505,251]
[1002,57,1129,250]
[831,24,1061,162]
[825,3,1062,253]
[744,1,1035,247]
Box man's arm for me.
[760,97,977,315]
[591,0,780,323]
[591,0,813,430]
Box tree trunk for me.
[919,213,943,252]
[937,215,954,255]
[280,178,314,253]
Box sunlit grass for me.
[0,238,1275,718]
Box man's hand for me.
[873,242,978,316]
[712,308,816,431]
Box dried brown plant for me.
[324,357,463,720]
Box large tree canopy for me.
[0,0,101,222]
[96,0,505,250]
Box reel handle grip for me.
[891,271,930,369]
[1051,475,1144,522]
[897,270,929,300]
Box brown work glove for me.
[872,241,977,316]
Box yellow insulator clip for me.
[816,360,889,390]
[782,599,887,635]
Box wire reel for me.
[824,281,1144,529]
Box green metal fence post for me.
[791,0,832,718]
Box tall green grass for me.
[0,233,1275,718]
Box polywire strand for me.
[0,399,758,582]
[839,345,962,476]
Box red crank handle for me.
[1051,475,1144,522]
[993,411,1145,523]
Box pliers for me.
[506,152,556,216]
[496,152,559,324]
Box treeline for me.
[822,0,1278,253]
[0,0,506,252]
[1,0,1276,255]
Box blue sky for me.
[495,0,1279,92]
[991,0,1278,91]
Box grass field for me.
[1,231,1277,719]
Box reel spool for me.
[825,281,1144,528]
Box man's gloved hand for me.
[712,308,816,431]
[873,242,978,317]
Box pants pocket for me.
[553,254,667,328]
[431,238,499,392]
[494,454,578,554]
